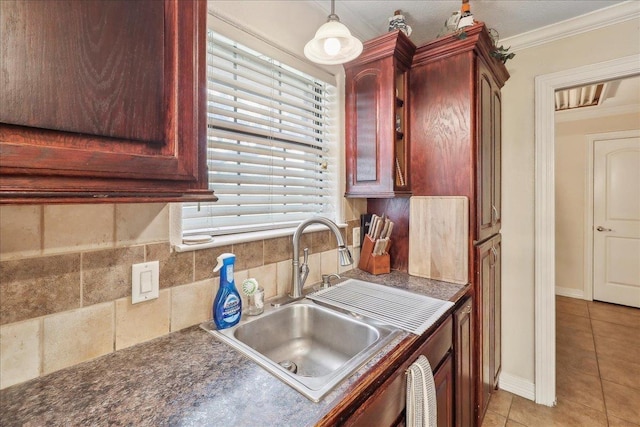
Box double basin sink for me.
[201,297,400,402]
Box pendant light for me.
[304,0,363,65]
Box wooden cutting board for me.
[408,196,469,284]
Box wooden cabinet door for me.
[476,63,502,242]
[492,238,502,388]
[476,234,501,423]
[345,58,397,198]
[492,88,502,234]
[434,353,454,427]
[0,0,213,203]
[344,30,414,199]
[346,62,386,197]
[454,297,474,427]
[476,238,493,419]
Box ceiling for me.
[317,0,629,46]
[316,0,638,115]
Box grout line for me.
[39,317,45,379]
[505,393,513,424]
[588,302,611,426]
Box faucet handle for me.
[299,248,310,289]
[321,273,341,289]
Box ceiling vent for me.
[555,83,606,111]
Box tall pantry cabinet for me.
[409,24,509,425]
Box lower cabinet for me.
[454,297,474,427]
[476,234,502,422]
[345,317,454,426]
[433,353,454,427]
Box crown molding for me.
[555,103,640,123]
[500,1,640,52]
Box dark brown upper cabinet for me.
[344,30,416,198]
[0,0,215,204]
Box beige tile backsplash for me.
[115,291,171,350]
[0,253,82,324]
[44,204,115,254]
[115,203,170,245]
[0,205,42,258]
[0,202,363,389]
[0,319,41,389]
[83,246,145,305]
[247,263,278,299]
[43,303,114,375]
[171,280,215,332]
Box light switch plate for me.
[132,261,159,304]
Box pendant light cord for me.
[328,0,339,22]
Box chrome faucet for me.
[290,217,353,299]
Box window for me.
[182,30,338,239]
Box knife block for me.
[358,235,391,275]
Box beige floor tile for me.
[591,319,640,347]
[553,296,640,427]
[598,354,640,390]
[608,414,640,427]
[557,344,599,377]
[557,296,590,318]
[588,301,640,329]
[508,395,608,427]
[594,333,640,365]
[481,410,507,427]
[556,325,595,353]
[505,421,527,427]
[556,310,593,333]
[488,389,514,417]
[556,366,605,412]
[602,379,640,424]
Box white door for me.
[593,134,640,308]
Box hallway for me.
[481,296,640,426]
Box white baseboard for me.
[555,286,585,299]
[498,372,536,401]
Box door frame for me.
[534,55,640,406]
[585,130,640,302]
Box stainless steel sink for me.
[201,300,399,402]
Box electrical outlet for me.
[353,227,361,248]
[132,261,159,304]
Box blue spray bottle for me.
[213,253,242,329]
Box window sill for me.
[173,223,348,253]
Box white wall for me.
[208,0,342,79]
[501,18,640,387]
[555,112,640,296]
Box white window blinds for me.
[182,31,337,237]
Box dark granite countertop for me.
[0,270,468,427]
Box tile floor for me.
[481,296,640,427]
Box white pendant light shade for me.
[304,2,363,65]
